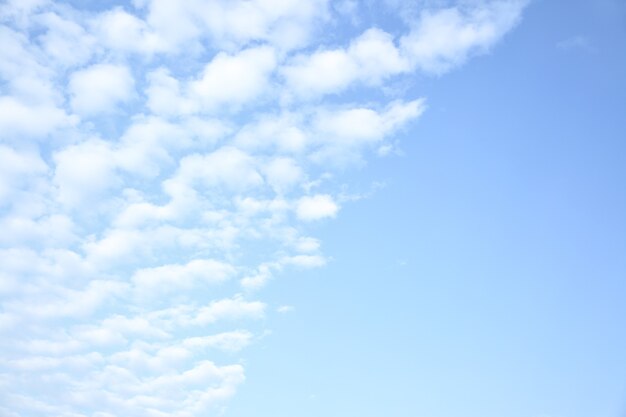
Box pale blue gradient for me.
[227,1,626,416]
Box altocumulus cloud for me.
[0,0,527,415]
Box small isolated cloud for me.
[296,194,340,221]
[556,35,592,52]
[400,0,528,74]
[277,305,295,314]
[284,254,327,268]
[194,296,267,325]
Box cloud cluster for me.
[0,0,527,415]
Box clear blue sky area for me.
[230,2,626,417]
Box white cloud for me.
[0,214,76,248]
[132,0,329,52]
[284,254,327,268]
[69,64,135,116]
[182,330,253,353]
[37,12,95,67]
[349,28,410,82]
[263,157,303,193]
[0,25,47,81]
[400,1,527,74]
[5,279,128,321]
[240,262,276,290]
[134,0,203,53]
[0,248,93,297]
[0,0,48,25]
[190,46,276,112]
[282,27,408,99]
[95,7,160,54]
[132,259,236,295]
[82,225,228,269]
[296,194,339,221]
[53,139,118,208]
[98,315,170,340]
[311,99,426,160]
[294,236,321,253]
[0,145,48,204]
[235,100,425,165]
[194,296,266,325]
[283,1,526,98]
[283,49,358,98]
[277,305,294,313]
[170,146,264,193]
[115,116,190,178]
[83,228,147,267]
[233,113,309,154]
[0,96,75,139]
[145,68,193,116]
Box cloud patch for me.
[0,0,527,415]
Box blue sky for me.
[0,0,625,416]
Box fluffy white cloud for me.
[4,279,128,321]
[284,254,327,268]
[0,214,76,248]
[146,47,279,116]
[132,0,329,52]
[114,116,192,177]
[69,64,135,116]
[0,0,48,25]
[0,96,75,139]
[315,99,425,147]
[132,259,236,295]
[95,7,160,54]
[400,1,527,73]
[240,261,276,290]
[0,25,48,81]
[145,68,192,116]
[170,146,264,193]
[0,145,47,203]
[283,28,408,98]
[191,46,276,112]
[36,12,95,67]
[233,113,309,154]
[194,296,266,325]
[283,1,526,98]
[263,157,303,193]
[294,236,321,253]
[82,226,222,269]
[296,194,339,221]
[53,139,118,208]
[283,48,358,98]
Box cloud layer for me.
[0,0,527,415]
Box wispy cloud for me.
[557,35,593,52]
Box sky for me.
[0,0,625,416]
